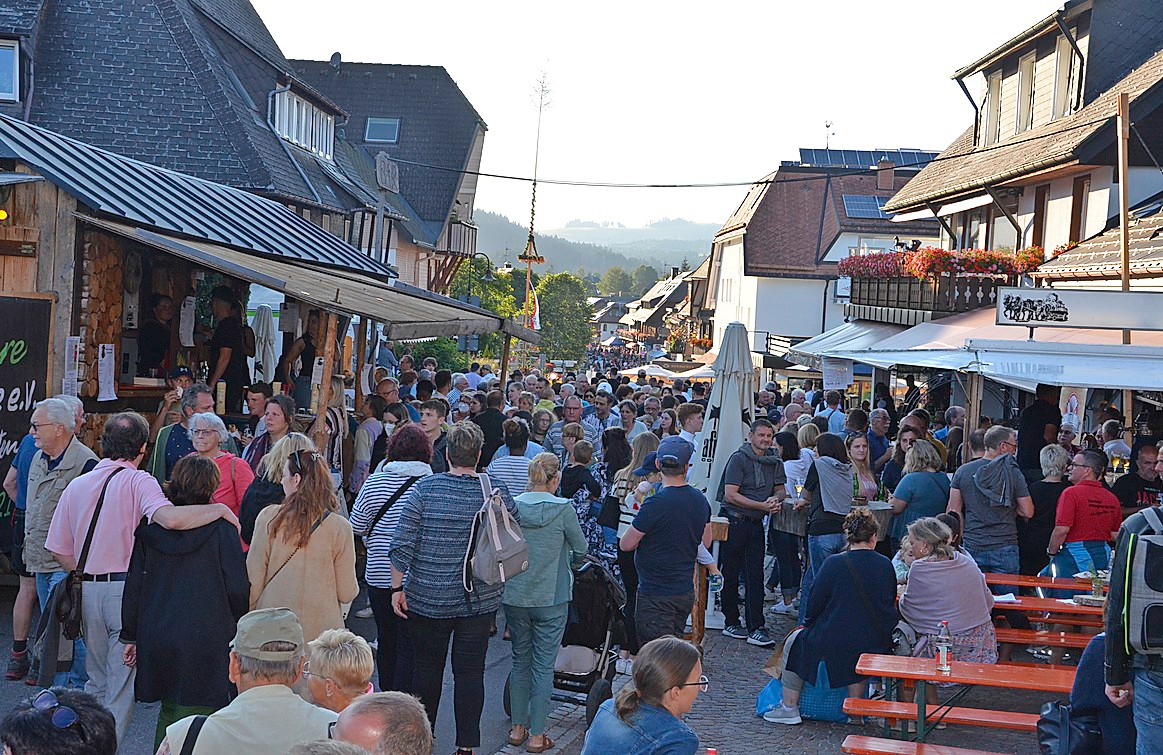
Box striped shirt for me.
[350,461,432,589]
[486,456,532,497]
[389,472,520,618]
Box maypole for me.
[517,73,549,370]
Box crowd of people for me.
[6,352,1163,754]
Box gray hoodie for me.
[503,492,588,607]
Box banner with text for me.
[0,295,52,479]
[996,287,1163,330]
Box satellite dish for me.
[329,52,341,71]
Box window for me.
[988,194,1019,252]
[0,40,18,102]
[1015,52,1036,133]
[1069,174,1091,244]
[841,195,890,219]
[1032,184,1050,249]
[365,117,400,143]
[1053,34,1079,119]
[982,71,1002,145]
[271,89,334,160]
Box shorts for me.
[10,510,31,578]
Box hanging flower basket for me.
[838,246,1044,280]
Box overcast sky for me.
[254,0,1062,229]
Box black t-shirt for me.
[804,462,845,536]
[208,316,251,385]
[631,484,711,596]
[137,318,171,375]
[560,464,600,500]
[1016,399,1061,470]
[1111,473,1163,515]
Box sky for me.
[253,0,1064,230]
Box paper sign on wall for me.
[279,301,300,333]
[1059,386,1087,432]
[821,357,854,390]
[179,296,196,347]
[62,336,81,397]
[97,344,118,401]
[311,356,325,386]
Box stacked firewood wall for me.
[77,231,123,398]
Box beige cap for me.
[231,607,304,661]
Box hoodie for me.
[503,492,588,608]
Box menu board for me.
[0,295,52,479]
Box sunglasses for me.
[289,449,319,475]
[676,674,710,692]
[32,689,80,731]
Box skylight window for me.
[365,117,400,143]
[842,195,890,219]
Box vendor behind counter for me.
[206,285,251,415]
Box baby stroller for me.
[504,556,626,726]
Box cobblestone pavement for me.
[497,609,1055,755]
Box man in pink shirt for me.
[46,412,240,742]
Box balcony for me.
[436,217,477,258]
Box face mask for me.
[383,422,396,435]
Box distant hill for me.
[474,210,710,276]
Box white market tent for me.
[672,364,715,380]
[617,363,676,379]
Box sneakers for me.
[764,588,780,603]
[763,704,802,725]
[747,629,776,647]
[354,606,375,619]
[769,602,797,616]
[615,658,634,675]
[707,573,724,593]
[5,651,29,681]
[722,625,748,640]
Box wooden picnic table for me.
[856,653,1075,741]
[983,573,1107,592]
[992,595,1103,616]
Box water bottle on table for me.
[935,620,952,673]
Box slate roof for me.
[1037,192,1163,280]
[718,165,939,278]
[887,9,1163,212]
[292,60,487,240]
[0,0,45,36]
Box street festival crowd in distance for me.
[4,336,1163,755]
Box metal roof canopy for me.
[82,216,538,344]
[787,320,907,370]
[0,113,394,279]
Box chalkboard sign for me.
[0,294,53,480]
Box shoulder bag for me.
[367,477,420,538]
[56,467,125,640]
[263,512,330,589]
[840,553,915,656]
[1036,700,1100,755]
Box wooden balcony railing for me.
[849,274,1014,314]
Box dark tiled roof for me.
[0,0,45,35]
[887,46,1163,213]
[718,167,938,278]
[292,60,486,228]
[332,138,434,246]
[1037,193,1163,279]
[0,113,393,278]
[188,0,290,73]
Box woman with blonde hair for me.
[240,432,318,546]
[310,375,350,492]
[887,439,950,550]
[797,423,820,457]
[305,628,375,713]
[248,447,359,643]
[504,453,587,752]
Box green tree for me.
[449,257,518,358]
[535,273,592,362]
[598,266,633,297]
[402,337,470,372]
[631,264,660,295]
[680,257,691,272]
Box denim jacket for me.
[581,699,698,755]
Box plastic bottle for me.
[935,620,952,673]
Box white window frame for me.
[270,89,334,160]
[1015,51,1036,133]
[982,71,1002,145]
[0,40,19,102]
[1053,33,1079,119]
[365,117,400,143]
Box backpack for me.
[463,474,528,592]
[1128,507,1163,655]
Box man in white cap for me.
[158,608,337,754]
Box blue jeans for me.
[798,533,846,624]
[1135,669,1163,755]
[969,544,1030,631]
[505,602,569,735]
[34,571,87,687]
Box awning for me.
[80,216,538,344]
[0,173,43,187]
[890,207,936,223]
[786,320,907,370]
[935,194,993,217]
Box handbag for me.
[367,477,420,538]
[892,620,920,657]
[56,468,125,640]
[596,494,621,529]
[1036,700,1100,755]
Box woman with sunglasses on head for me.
[121,454,249,749]
[581,637,704,755]
[247,447,359,644]
[239,432,317,547]
[1,687,117,755]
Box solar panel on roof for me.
[796,148,940,169]
[842,195,890,219]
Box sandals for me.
[526,736,554,753]
[507,730,529,747]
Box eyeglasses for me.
[32,689,79,731]
[675,674,709,692]
[29,421,61,432]
[302,661,335,684]
[289,449,318,475]
[191,428,218,437]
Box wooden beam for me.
[498,335,512,385]
[1118,92,1131,345]
[313,311,338,452]
[384,319,500,341]
[354,316,368,414]
[965,371,983,466]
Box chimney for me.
[877,158,895,191]
[671,267,680,279]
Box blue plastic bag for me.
[756,677,783,717]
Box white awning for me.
[935,194,993,217]
[786,320,907,370]
[890,208,936,222]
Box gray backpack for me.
[463,474,528,592]
[1128,507,1163,655]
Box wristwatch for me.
[1046,548,1059,557]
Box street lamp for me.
[466,252,495,304]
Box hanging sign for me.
[179,296,196,347]
[821,357,854,390]
[996,287,1163,330]
[97,344,118,401]
[0,295,51,479]
[62,336,81,397]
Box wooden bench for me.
[842,734,1006,755]
[994,628,1092,649]
[996,660,1078,672]
[842,698,1038,731]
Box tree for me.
[535,273,592,362]
[449,257,518,358]
[598,266,633,297]
[631,264,660,295]
[680,257,691,272]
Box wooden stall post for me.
[312,312,338,451]
[498,334,512,386]
[355,317,368,415]
[688,517,730,647]
[965,371,984,466]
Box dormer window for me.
[365,117,400,143]
[271,89,334,160]
[0,41,18,102]
[1053,33,1080,119]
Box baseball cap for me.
[657,435,693,468]
[633,451,659,477]
[169,365,194,380]
[765,381,777,391]
[230,607,304,661]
